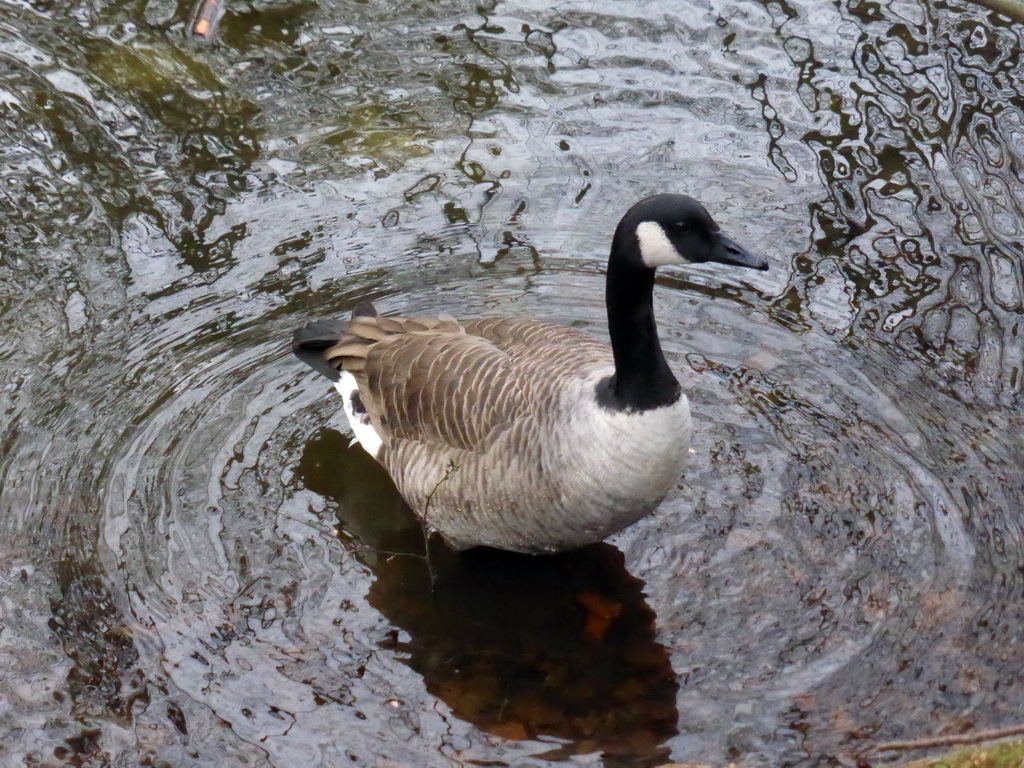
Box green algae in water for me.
[87,40,258,133]
[903,740,1024,768]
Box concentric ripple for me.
[2,0,1024,765]
[80,261,1003,766]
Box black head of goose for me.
[293,194,767,554]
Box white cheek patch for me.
[636,221,684,267]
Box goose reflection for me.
[298,428,679,760]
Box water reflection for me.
[3,0,1024,765]
[773,0,1024,408]
[299,428,679,762]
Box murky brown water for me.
[2,0,1023,765]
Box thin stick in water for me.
[870,723,1024,754]
[191,0,224,40]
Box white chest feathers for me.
[553,376,693,513]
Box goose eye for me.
[674,222,691,234]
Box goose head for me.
[601,193,767,413]
[616,193,768,272]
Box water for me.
[1,0,1023,765]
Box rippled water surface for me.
[2,0,1024,765]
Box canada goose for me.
[293,194,768,554]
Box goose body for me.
[293,194,767,554]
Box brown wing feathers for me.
[294,304,526,453]
[363,329,524,450]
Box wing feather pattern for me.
[298,309,612,457]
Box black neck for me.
[597,232,681,412]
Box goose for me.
[293,194,767,554]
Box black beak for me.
[711,232,769,271]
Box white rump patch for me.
[636,221,682,267]
[335,371,383,458]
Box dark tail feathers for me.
[292,302,379,381]
[292,318,347,382]
[351,301,378,318]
